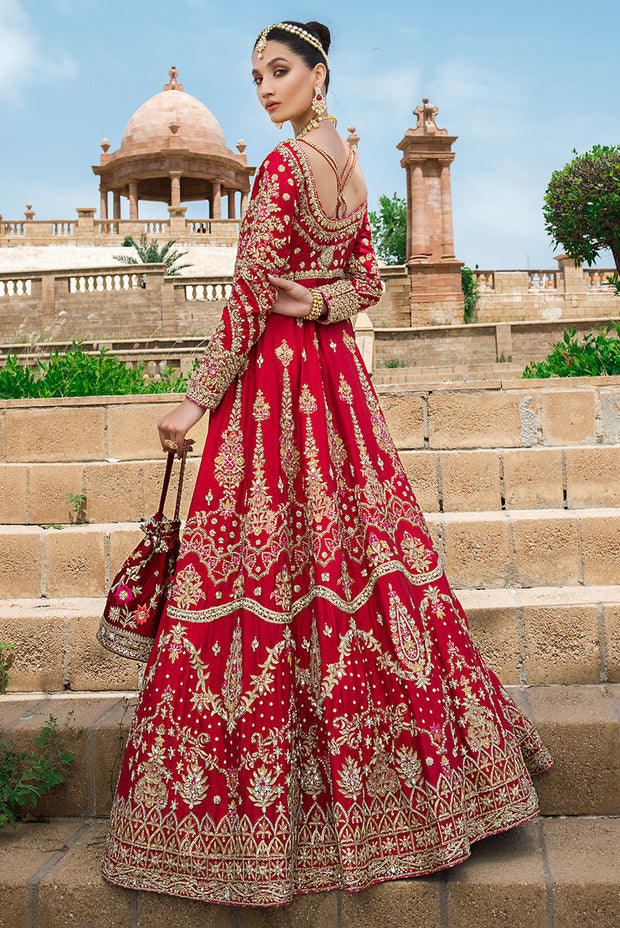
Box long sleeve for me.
[315,208,383,324]
[186,144,300,409]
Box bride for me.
[100,19,553,907]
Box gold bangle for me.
[305,289,324,322]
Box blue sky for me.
[1,0,618,268]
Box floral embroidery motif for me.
[171,564,204,609]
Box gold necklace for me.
[295,114,338,139]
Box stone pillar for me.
[411,165,426,257]
[170,172,182,208]
[440,163,455,258]
[495,322,513,361]
[113,191,121,221]
[240,192,248,218]
[555,253,589,294]
[128,182,139,220]
[168,205,188,237]
[212,181,221,219]
[405,167,412,260]
[397,97,464,325]
[41,272,56,330]
[227,189,236,219]
[75,208,97,239]
[99,185,108,220]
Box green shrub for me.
[522,322,620,378]
[0,646,74,830]
[0,643,13,695]
[0,341,190,399]
[0,714,75,829]
[462,266,480,323]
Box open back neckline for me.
[287,138,367,223]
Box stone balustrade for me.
[466,257,618,323]
[185,281,233,302]
[475,268,614,293]
[0,265,234,342]
[0,212,240,247]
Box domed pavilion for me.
[92,67,254,221]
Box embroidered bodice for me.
[185,138,383,410]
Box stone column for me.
[113,191,121,221]
[212,181,221,219]
[411,165,426,257]
[240,192,248,218]
[170,172,182,208]
[168,205,188,237]
[397,97,463,324]
[440,163,455,258]
[405,167,412,260]
[227,189,236,219]
[99,185,108,220]
[128,182,139,220]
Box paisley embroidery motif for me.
[386,583,432,689]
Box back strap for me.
[299,139,357,215]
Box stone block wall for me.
[374,317,619,372]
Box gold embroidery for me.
[166,557,445,625]
[386,583,432,688]
[171,563,204,608]
[222,619,243,720]
[213,379,245,509]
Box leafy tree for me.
[543,145,620,287]
[114,233,192,276]
[369,193,407,265]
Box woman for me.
[101,20,553,907]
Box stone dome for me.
[119,67,228,155]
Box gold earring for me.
[276,121,283,129]
[311,85,327,117]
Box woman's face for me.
[251,39,324,127]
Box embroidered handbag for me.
[96,446,188,663]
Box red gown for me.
[101,138,553,906]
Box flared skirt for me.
[100,313,553,906]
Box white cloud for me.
[0,0,77,102]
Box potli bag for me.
[96,445,188,663]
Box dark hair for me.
[253,20,331,92]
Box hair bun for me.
[304,21,331,55]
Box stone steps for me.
[1,814,619,928]
[0,686,619,820]
[4,378,620,464]
[1,588,618,694]
[2,445,619,525]
[1,508,618,599]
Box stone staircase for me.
[1,378,619,927]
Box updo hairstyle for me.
[253,20,331,92]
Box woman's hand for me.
[267,274,313,318]
[157,397,206,457]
